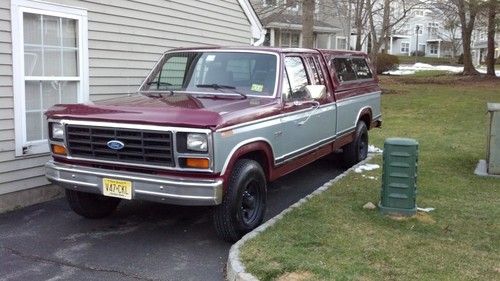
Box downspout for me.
[238,0,266,46]
[253,29,267,46]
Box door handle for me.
[297,101,320,126]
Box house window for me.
[430,44,438,55]
[427,22,439,36]
[280,31,300,48]
[401,42,410,53]
[12,0,88,156]
[414,10,424,16]
[336,37,347,50]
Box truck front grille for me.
[66,125,174,167]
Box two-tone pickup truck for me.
[45,47,381,242]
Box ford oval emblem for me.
[107,140,125,150]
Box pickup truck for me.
[45,47,381,242]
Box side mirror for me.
[305,85,326,100]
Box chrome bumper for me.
[45,161,223,206]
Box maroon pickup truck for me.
[45,47,381,241]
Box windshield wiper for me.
[196,84,247,99]
[143,81,176,96]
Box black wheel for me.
[213,159,267,242]
[65,189,121,219]
[342,121,368,168]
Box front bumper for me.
[45,160,223,206]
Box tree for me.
[431,5,462,58]
[486,0,498,76]
[451,0,481,75]
[365,0,424,70]
[302,0,315,48]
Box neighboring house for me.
[387,8,460,58]
[250,0,346,49]
[0,0,264,211]
[351,6,461,59]
[471,29,500,66]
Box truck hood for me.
[45,93,281,129]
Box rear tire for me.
[342,121,368,168]
[65,189,121,219]
[213,159,267,242]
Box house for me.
[350,5,461,59]
[0,0,264,211]
[387,8,460,58]
[250,0,347,49]
[471,29,500,66]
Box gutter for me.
[238,0,266,46]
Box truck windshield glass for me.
[142,52,278,97]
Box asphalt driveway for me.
[0,156,344,281]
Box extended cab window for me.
[351,58,373,79]
[283,56,310,101]
[332,58,356,82]
[143,52,277,97]
[332,57,373,82]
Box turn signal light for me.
[52,144,67,155]
[185,158,209,169]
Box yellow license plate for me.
[102,178,132,200]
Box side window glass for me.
[331,58,356,83]
[313,57,325,84]
[307,57,322,85]
[284,56,310,101]
[352,58,373,79]
[282,69,291,100]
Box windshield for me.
[141,51,278,97]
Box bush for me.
[496,55,500,64]
[376,53,399,74]
[457,54,464,65]
[410,50,425,57]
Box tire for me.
[213,159,267,242]
[65,189,121,219]
[342,121,369,168]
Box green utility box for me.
[487,103,500,174]
[379,138,418,216]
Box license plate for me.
[102,178,132,200]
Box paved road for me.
[0,156,344,281]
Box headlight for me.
[187,133,208,152]
[50,122,64,140]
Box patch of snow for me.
[354,163,380,173]
[362,174,378,180]
[384,63,500,76]
[383,63,463,75]
[383,69,415,76]
[417,207,435,213]
[368,145,383,154]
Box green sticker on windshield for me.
[251,84,264,92]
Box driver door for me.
[276,55,336,164]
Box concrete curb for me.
[226,154,377,281]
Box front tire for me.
[342,121,369,167]
[213,159,267,242]
[65,189,121,219]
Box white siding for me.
[0,0,254,195]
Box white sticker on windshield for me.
[206,55,216,61]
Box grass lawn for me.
[240,76,500,281]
